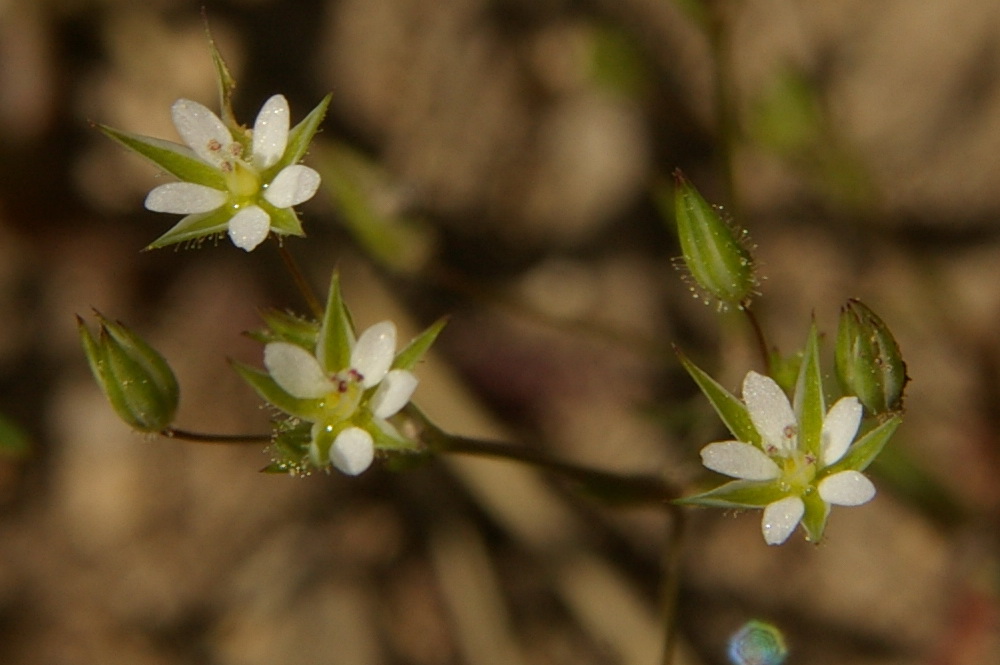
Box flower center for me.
[225,160,262,199]
[779,451,817,494]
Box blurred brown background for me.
[1,0,999,664]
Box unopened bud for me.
[835,299,907,415]
[78,312,179,432]
[670,170,756,309]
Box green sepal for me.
[369,418,419,452]
[262,420,313,475]
[393,317,448,371]
[206,27,238,129]
[676,347,760,447]
[835,299,908,415]
[675,479,787,508]
[261,201,305,238]
[145,207,233,250]
[822,414,901,476]
[793,324,825,458]
[0,413,30,459]
[264,93,332,182]
[252,309,319,348]
[231,361,323,421]
[800,490,831,542]
[316,272,355,374]
[99,125,227,191]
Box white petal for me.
[700,441,781,480]
[252,94,290,169]
[820,396,863,466]
[227,205,271,251]
[264,342,335,399]
[370,370,418,419]
[171,98,232,167]
[330,427,375,475]
[743,371,797,454]
[762,496,805,545]
[264,165,321,208]
[351,321,396,388]
[144,182,226,214]
[818,470,876,506]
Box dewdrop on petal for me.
[671,170,757,309]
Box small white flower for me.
[144,95,321,251]
[263,321,418,475]
[699,371,873,545]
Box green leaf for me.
[676,347,760,446]
[822,414,902,475]
[316,272,355,374]
[232,361,322,421]
[99,125,226,190]
[800,490,831,542]
[794,323,825,458]
[145,207,233,250]
[393,317,447,371]
[675,479,787,508]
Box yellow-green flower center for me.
[225,161,262,199]
[779,451,817,494]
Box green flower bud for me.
[78,312,179,432]
[835,299,908,415]
[670,170,756,308]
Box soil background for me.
[0,1,998,664]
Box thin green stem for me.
[405,404,680,506]
[277,244,323,319]
[742,306,771,369]
[706,0,741,219]
[161,427,271,444]
[660,506,687,665]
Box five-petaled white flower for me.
[699,371,875,545]
[144,95,321,251]
[263,321,418,475]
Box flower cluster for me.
[235,274,445,476]
[678,326,901,545]
[102,87,329,251]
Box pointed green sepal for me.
[99,125,227,191]
[316,272,355,373]
[253,309,320,348]
[393,317,448,371]
[369,419,419,452]
[800,490,831,542]
[206,27,238,129]
[261,202,305,238]
[145,207,234,250]
[78,312,179,432]
[793,324,825,458]
[822,414,901,476]
[231,361,323,421]
[268,93,331,179]
[676,479,788,509]
[262,421,313,475]
[676,347,760,446]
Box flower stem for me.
[405,404,680,506]
[742,306,771,369]
[161,427,271,444]
[277,244,323,319]
[659,506,687,665]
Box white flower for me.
[699,371,874,545]
[263,321,418,475]
[144,95,321,251]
